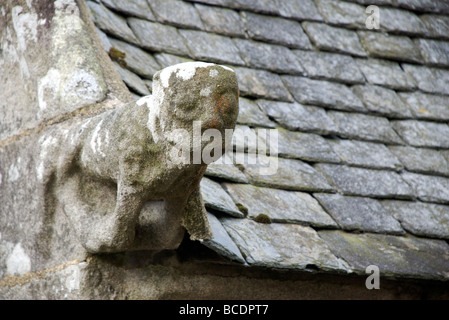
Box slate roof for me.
[86,0,449,281]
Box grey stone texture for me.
[392,120,449,148]
[242,12,311,49]
[420,14,449,40]
[221,218,350,271]
[351,84,413,118]
[205,153,249,184]
[257,100,337,135]
[282,76,365,112]
[223,183,338,227]
[382,201,449,239]
[294,50,365,84]
[328,139,403,170]
[101,0,155,20]
[149,0,204,30]
[276,0,323,21]
[314,0,366,28]
[200,178,244,218]
[389,146,449,176]
[315,164,414,198]
[113,62,150,96]
[327,111,403,144]
[401,172,449,204]
[128,18,190,55]
[319,230,449,280]
[415,39,449,67]
[379,7,428,36]
[236,98,276,128]
[154,53,193,69]
[195,4,245,37]
[402,64,449,95]
[398,92,449,121]
[302,22,366,57]
[314,193,404,234]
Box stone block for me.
[402,64,449,95]
[389,146,449,176]
[195,4,245,37]
[101,0,155,21]
[415,39,449,67]
[401,172,449,204]
[236,98,276,128]
[149,0,204,30]
[314,0,366,28]
[398,91,449,121]
[200,177,244,218]
[392,120,449,148]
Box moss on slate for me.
[254,213,272,224]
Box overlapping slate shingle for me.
[401,172,449,204]
[195,4,245,37]
[398,91,449,121]
[200,177,244,218]
[392,120,449,148]
[149,0,204,30]
[101,0,155,21]
[415,39,449,67]
[389,146,449,176]
[402,64,449,95]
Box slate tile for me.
[153,53,193,69]
[379,7,428,36]
[302,22,366,57]
[327,111,404,145]
[328,139,403,170]
[257,100,337,135]
[195,4,245,37]
[420,14,449,40]
[232,125,258,154]
[109,38,160,79]
[396,0,449,15]
[401,172,449,204]
[389,146,449,176]
[242,12,311,49]
[233,67,293,102]
[282,76,365,112]
[180,30,245,65]
[358,31,422,64]
[402,64,449,95]
[293,50,365,84]
[314,193,404,234]
[221,218,350,271]
[398,91,449,121]
[128,18,190,55]
[277,0,323,22]
[351,84,413,118]
[223,183,338,227]
[237,98,276,128]
[200,177,244,217]
[391,120,449,148]
[356,58,416,91]
[238,153,335,192]
[205,152,249,184]
[382,200,449,239]
[201,212,246,263]
[94,27,112,51]
[186,0,280,15]
[113,62,150,96]
[233,39,305,75]
[318,230,449,280]
[149,0,204,30]
[101,0,155,20]
[87,1,138,43]
[277,128,340,163]
[315,164,414,198]
[415,39,449,67]
[314,0,366,28]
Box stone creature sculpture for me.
[37,62,239,253]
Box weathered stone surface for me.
[392,120,449,148]
[223,183,338,227]
[257,100,337,135]
[237,98,276,128]
[294,50,365,84]
[282,76,365,112]
[221,218,350,271]
[315,193,404,234]
[205,153,249,183]
[396,0,449,14]
[201,212,246,263]
[356,58,416,91]
[95,27,112,51]
[328,139,403,170]
[233,39,305,74]
[277,0,323,21]
[351,84,413,118]
[242,12,311,49]
[327,111,404,145]
[232,125,258,154]
[180,30,244,65]
[277,128,340,163]
[389,146,449,176]
[113,62,150,96]
[302,22,366,57]
[415,39,449,67]
[402,64,449,95]
[314,0,365,28]
[109,38,160,79]
[401,172,449,204]
[154,53,193,69]
[200,178,244,218]
[315,164,414,198]
[318,230,449,280]
[128,18,190,56]
[195,4,245,37]
[382,200,449,239]
[149,0,204,30]
[358,31,422,64]
[87,1,138,43]
[101,0,155,21]
[233,67,293,102]
[186,0,280,15]
[238,153,335,192]
[398,91,449,121]
[380,7,428,36]
[420,14,449,40]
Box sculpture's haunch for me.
[39,62,239,253]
